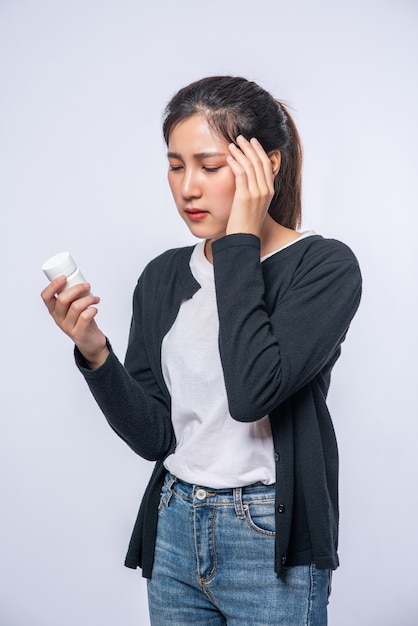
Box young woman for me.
[41,76,362,625]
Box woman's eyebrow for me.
[167,151,227,159]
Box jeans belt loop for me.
[166,473,177,491]
[233,487,245,518]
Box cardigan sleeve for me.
[75,273,175,461]
[212,233,362,422]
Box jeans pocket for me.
[243,498,276,536]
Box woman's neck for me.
[259,215,302,257]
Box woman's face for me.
[167,114,236,244]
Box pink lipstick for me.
[185,209,208,221]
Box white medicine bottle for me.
[42,251,89,292]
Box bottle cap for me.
[42,251,77,281]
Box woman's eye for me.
[169,165,183,172]
[203,166,221,173]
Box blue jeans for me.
[147,473,331,625]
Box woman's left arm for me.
[212,234,362,422]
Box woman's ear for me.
[268,150,281,177]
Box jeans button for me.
[195,489,207,500]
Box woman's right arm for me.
[41,277,174,461]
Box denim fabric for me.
[147,473,331,625]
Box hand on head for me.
[226,135,280,237]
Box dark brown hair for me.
[163,76,302,229]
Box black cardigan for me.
[75,233,362,578]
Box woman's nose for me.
[181,169,201,199]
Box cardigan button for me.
[281,556,287,565]
[277,504,285,514]
[274,452,280,462]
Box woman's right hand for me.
[41,276,109,369]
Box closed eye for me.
[203,166,221,173]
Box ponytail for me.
[268,101,302,230]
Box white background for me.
[1,1,417,624]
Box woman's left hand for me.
[226,136,276,237]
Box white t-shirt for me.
[163,232,315,488]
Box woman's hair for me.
[163,76,302,229]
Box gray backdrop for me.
[1,0,417,624]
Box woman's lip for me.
[185,209,208,221]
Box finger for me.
[237,135,274,191]
[70,307,105,349]
[52,283,92,323]
[250,137,276,192]
[228,140,258,192]
[72,306,99,333]
[55,293,100,330]
[53,283,96,325]
[240,136,274,196]
[231,137,271,197]
[226,153,250,197]
[41,276,67,314]
[41,278,91,313]
[55,282,92,307]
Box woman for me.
[41,76,362,625]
